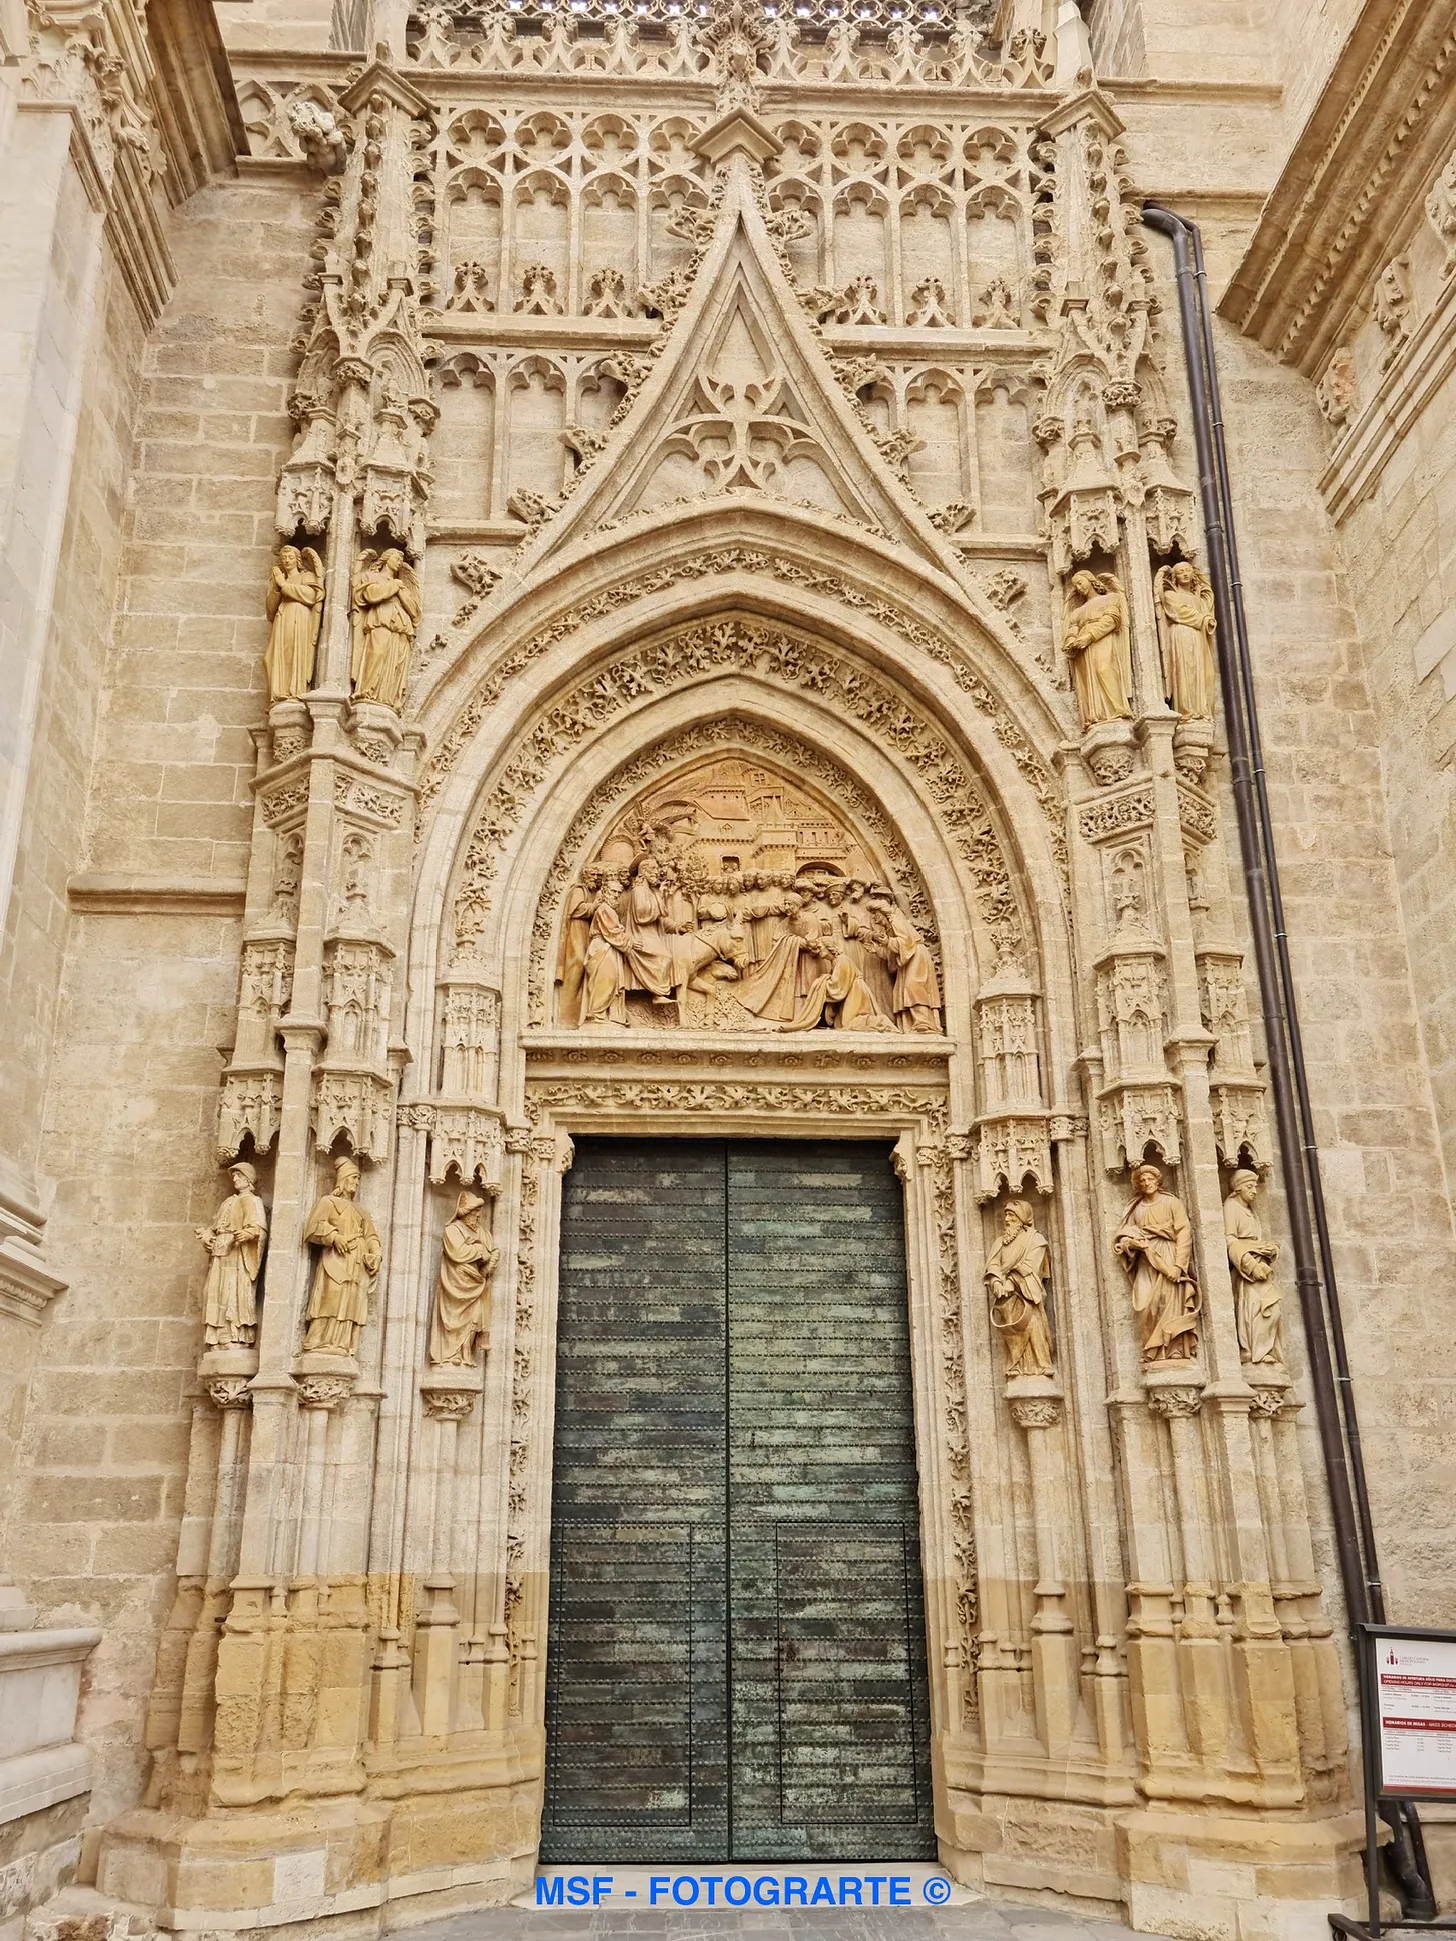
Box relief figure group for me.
[559,837,941,1034]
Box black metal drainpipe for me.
[1142,202,1435,1919]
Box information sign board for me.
[1373,1632,1456,1797]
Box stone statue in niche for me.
[553,754,942,1034]
[1113,1161,1201,1365]
[1224,1167,1285,1367]
[197,1162,267,1349]
[985,1199,1054,1378]
[302,1155,382,1357]
[264,545,324,704]
[350,549,420,710]
[428,1189,498,1368]
[1063,571,1133,727]
[1155,561,1218,720]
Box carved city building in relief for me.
[3,0,1456,1936]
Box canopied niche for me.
[543,739,944,1034]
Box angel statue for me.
[263,544,324,703]
[1155,560,1218,720]
[1063,570,1133,728]
[350,548,420,710]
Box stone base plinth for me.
[1117,1805,1368,1941]
[94,1743,539,1938]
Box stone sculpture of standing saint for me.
[197,1162,267,1348]
[1155,561,1218,720]
[1063,570,1133,727]
[428,1189,498,1368]
[350,548,420,710]
[302,1155,382,1357]
[263,545,324,703]
[985,1199,1054,1378]
[1224,1167,1284,1366]
[1113,1161,1201,1364]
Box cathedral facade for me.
[2,0,1456,1937]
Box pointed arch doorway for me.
[540,1135,937,1864]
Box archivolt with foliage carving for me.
[417,543,1064,866]
[446,616,1030,976]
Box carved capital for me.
[1009,1396,1062,1430]
[297,1374,354,1410]
[1146,1384,1202,1419]
[206,1377,253,1411]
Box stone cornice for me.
[67,871,249,914]
[1219,0,1456,376]
[149,0,249,203]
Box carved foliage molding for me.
[417,547,1063,871]
[447,619,1029,984]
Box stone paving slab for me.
[397,1900,1166,1941]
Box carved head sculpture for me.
[1170,560,1198,590]
[582,863,605,892]
[1069,569,1099,602]
[334,1156,361,1198]
[1002,1197,1033,1240]
[781,890,803,916]
[824,881,845,907]
[638,856,661,886]
[456,1187,487,1225]
[278,544,300,572]
[1230,1166,1260,1206]
[378,547,404,576]
[230,1161,258,1193]
[1132,1161,1163,1198]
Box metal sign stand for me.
[1330,1624,1456,1941]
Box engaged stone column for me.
[1007,1376,1078,1758]
[416,1368,482,1738]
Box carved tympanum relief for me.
[1224,1167,1285,1369]
[552,751,943,1033]
[1113,1161,1201,1367]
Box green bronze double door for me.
[542,1137,936,1864]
